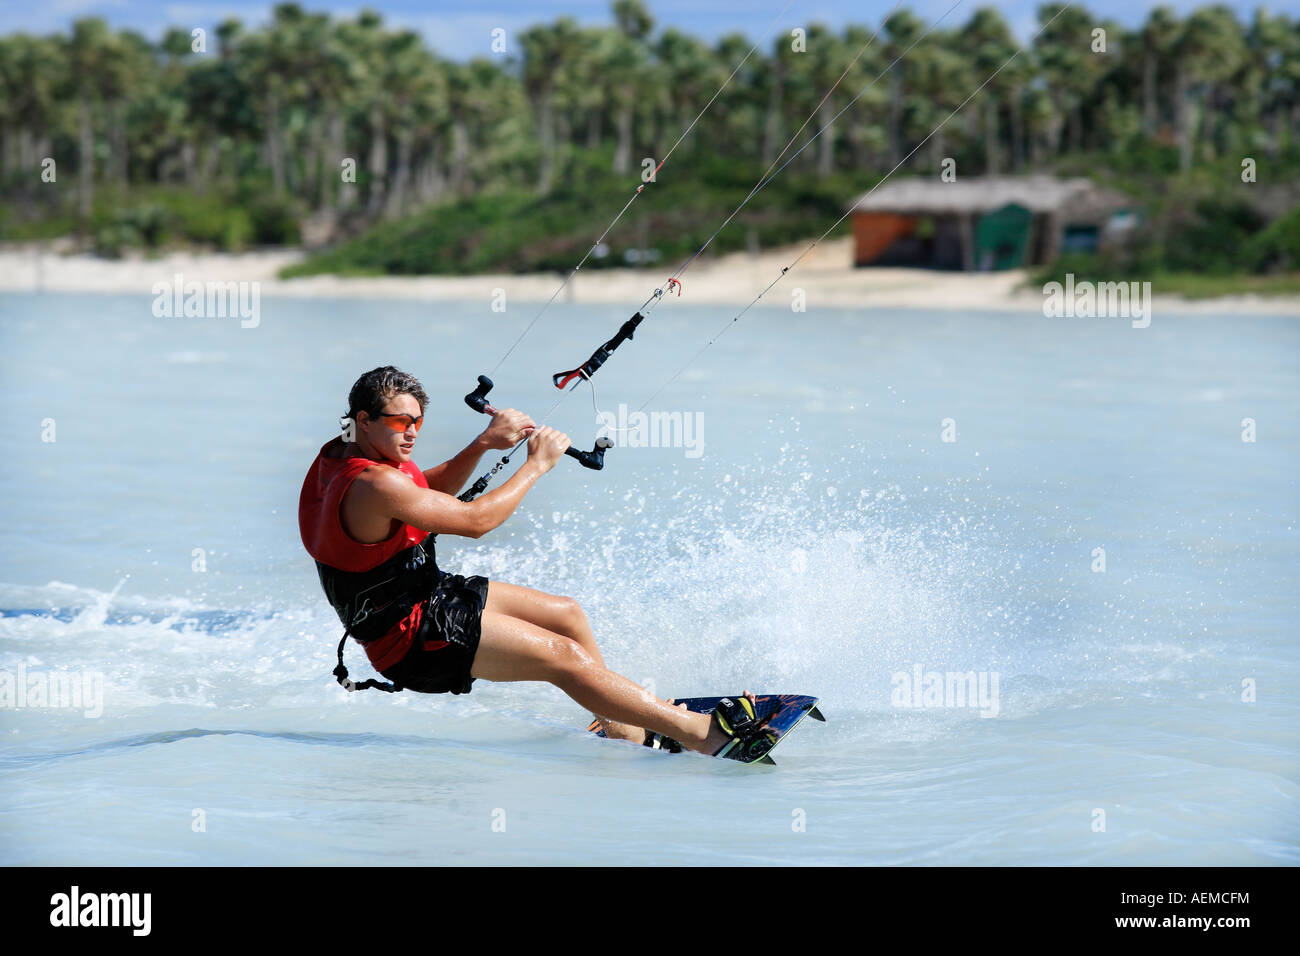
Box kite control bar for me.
[551,312,645,390]
[463,375,613,471]
[459,303,665,497]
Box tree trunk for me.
[556,110,571,177]
[586,110,602,150]
[1046,98,1064,156]
[1175,66,1194,172]
[817,97,835,178]
[366,105,387,217]
[111,103,128,186]
[450,119,469,195]
[181,141,197,185]
[267,88,286,196]
[324,111,345,211]
[385,128,412,220]
[1009,87,1024,171]
[537,89,555,193]
[888,72,903,165]
[1200,86,1217,160]
[1141,56,1157,136]
[985,97,999,175]
[931,129,945,171]
[418,137,446,203]
[849,121,869,168]
[306,117,323,208]
[761,73,782,167]
[78,94,93,226]
[613,101,633,175]
[679,104,693,155]
[199,141,220,187]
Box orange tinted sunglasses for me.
[374,412,423,433]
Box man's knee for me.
[555,595,588,635]
[546,637,597,685]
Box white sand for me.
[1,239,1296,315]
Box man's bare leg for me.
[483,581,642,743]
[471,610,755,755]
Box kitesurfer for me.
[299,366,762,756]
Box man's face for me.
[359,392,423,463]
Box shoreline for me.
[1,240,1297,315]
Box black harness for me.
[317,538,442,693]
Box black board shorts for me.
[380,572,490,695]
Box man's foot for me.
[602,692,762,757]
[640,698,689,750]
[595,715,643,743]
[596,696,690,747]
[700,690,759,755]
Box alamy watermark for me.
[595,404,704,459]
[151,273,260,328]
[1042,273,1152,328]
[891,663,1000,718]
[49,886,150,936]
[0,664,104,718]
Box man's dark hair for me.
[344,366,429,423]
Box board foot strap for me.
[644,731,683,754]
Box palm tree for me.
[0,35,64,185]
[572,28,614,151]
[189,19,259,189]
[1035,3,1102,155]
[1139,6,1178,139]
[334,10,394,216]
[159,27,202,184]
[654,28,718,159]
[912,35,972,172]
[835,24,886,170]
[382,32,445,219]
[882,9,926,166]
[240,5,306,195]
[521,18,582,193]
[799,24,848,177]
[458,58,530,194]
[958,8,1018,174]
[713,31,770,165]
[1237,8,1298,160]
[63,18,128,226]
[1172,5,1247,170]
[609,0,655,175]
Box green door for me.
[974,203,1033,270]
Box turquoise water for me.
[1,291,1297,864]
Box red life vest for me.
[299,436,438,673]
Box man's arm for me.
[381,426,570,537]
[422,435,493,496]
[424,407,536,496]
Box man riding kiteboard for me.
[299,366,765,757]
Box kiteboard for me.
[586,694,823,765]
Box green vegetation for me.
[283,151,859,277]
[1031,257,1300,299]
[0,1,1296,292]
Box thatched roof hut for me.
[846,176,1134,270]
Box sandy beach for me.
[1,239,1296,315]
